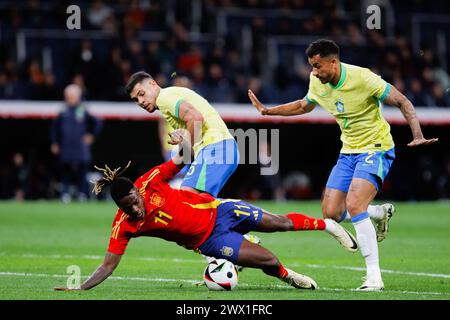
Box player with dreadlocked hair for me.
[93,161,133,203]
[55,130,358,292]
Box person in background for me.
[11,152,29,201]
[50,84,102,203]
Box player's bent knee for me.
[322,205,341,221]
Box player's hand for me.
[248,89,269,115]
[54,287,80,291]
[168,129,189,145]
[407,137,439,147]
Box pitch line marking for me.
[0,271,448,297]
[2,252,450,279]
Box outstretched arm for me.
[383,85,439,147]
[248,89,315,116]
[54,252,122,291]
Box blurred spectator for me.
[206,63,234,102]
[191,64,209,97]
[70,39,102,99]
[71,73,88,97]
[124,0,147,30]
[406,79,430,107]
[125,39,146,71]
[0,1,448,107]
[429,83,450,107]
[282,171,313,200]
[31,71,60,100]
[103,49,126,100]
[11,153,29,201]
[144,42,163,75]
[172,74,193,88]
[87,0,113,29]
[144,0,165,31]
[27,60,45,99]
[177,44,203,75]
[50,84,102,203]
[23,0,44,28]
[101,12,118,34]
[247,77,274,103]
[155,73,169,88]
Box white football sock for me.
[367,205,384,221]
[351,212,382,280]
[340,205,384,223]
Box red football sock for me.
[277,263,289,279]
[286,213,326,231]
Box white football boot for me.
[281,268,318,290]
[325,219,359,253]
[356,276,384,292]
[375,203,395,242]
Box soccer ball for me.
[203,259,238,291]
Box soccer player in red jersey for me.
[54,131,358,291]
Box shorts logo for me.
[149,193,165,207]
[187,166,195,176]
[335,99,345,113]
[220,246,234,257]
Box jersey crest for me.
[149,192,165,207]
[335,99,345,113]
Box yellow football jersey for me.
[156,86,233,155]
[306,62,394,153]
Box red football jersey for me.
[107,160,219,255]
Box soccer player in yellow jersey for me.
[248,39,438,291]
[125,71,238,198]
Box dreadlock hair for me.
[93,161,133,203]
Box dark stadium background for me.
[0,0,449,201]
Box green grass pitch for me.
[0,200,449,300]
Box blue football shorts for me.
[326,148,395,192]
[181,139,239,197]
[197,199,263,264]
